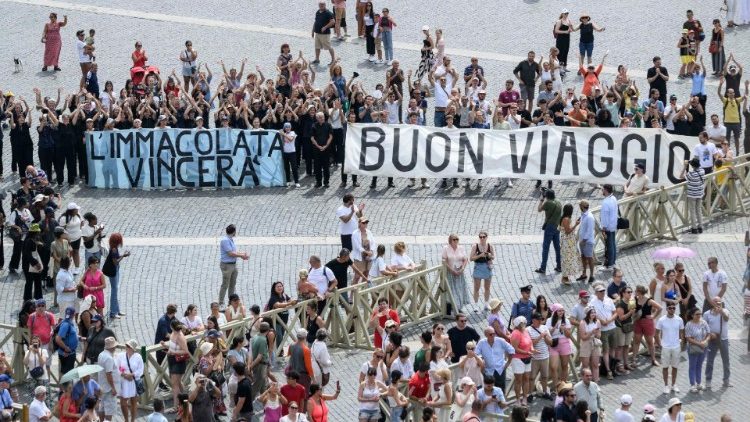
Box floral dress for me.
[560,218,581,278]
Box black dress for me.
[10,122,33,178]
[556,21,571,67]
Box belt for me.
[221,261,237,265]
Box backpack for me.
[51,319,67,352]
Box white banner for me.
[345,124,693,186]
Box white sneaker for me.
[386,60,392,65]
[376,59,384,64]
[689,385,698,393]
[294,183,300,188]
[285,182,290,187]
[422,182,430,189]
[663,385,670,394]
[671,385,680,394]
[507,179,514,187]
[368,55,375,62]
[697,383,705,391]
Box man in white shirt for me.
[614,394,635,422]
[336,193,363,252]
[693,131,719,175]
[308,255,337,314]
[430,69,451,127]
[591,283,617,379]
[656,303,684,394]
[705,114,727,146]
[97,337,121,421]
[702,256,728,312]
[599,184,618,268]
[28,386,51,422]
[574,369,602,422]
[703,297,731,389]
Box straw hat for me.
[487,298,503,311]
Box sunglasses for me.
[436,327,445,331]
[467,347,475,350]
[459,319,468,323]
[479,235,487,239]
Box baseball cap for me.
[65,307,76,318]
[594,285,606,292]
[520,284,532,293]
[578,290,591,298]
[620,394,633,405]
[0,374,11,383]
[643,404,655,414]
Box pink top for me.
[442,245,466,270]
[510,329,532,359]
[83,269,105,308]
[333,0,346,9]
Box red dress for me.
[58,394,79,422]
[43,22,62,67]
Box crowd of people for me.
[0,1,748,422]
[0,4,748,192]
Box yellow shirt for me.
[722,97,741,124]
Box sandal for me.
[607,371,614,380]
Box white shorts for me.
[662,346,681,368]
[511,358,532,374]
[99,393,117,416]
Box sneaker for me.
[294,183,300,188]
[705,382,712,390]
[689,385,698,393]
[507,179,513,187]
[534,268,546,274]
[663,385,671,394]
[368,55,375,62]
[422,182,430,189]
[311,59,320,64]
[386,60,392,65]
[697,384,704,391]
[118,312,126,316]
[671,385,680,393]
[376,59,384,64]
[353,182,360,187]
[722,381,733,388]
[285,182,290,187]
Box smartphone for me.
[336,380,340,390]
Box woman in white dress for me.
[726,0,750,26]
[311,329,332,386]
[426,368,453,422]
[457,341,484,386]
[118,339,144,422]
[451,377,477,422]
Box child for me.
[85,28,95,46]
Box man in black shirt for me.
[646,56,670,104]
[513,51,541,112]
[447,313,480,363]
[312,1,335,65]
[232,363,254,421]
[325,248,368,303]
[311,111,333,187]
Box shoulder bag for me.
[616,206,630,230]
[102,251,116,277]
[312,345,330,386]
[126,354,145,395]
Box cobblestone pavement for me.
[0,0,749,420]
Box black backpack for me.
[51,319,66,352]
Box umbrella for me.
[60,364,103,384]
[651,246,697,260]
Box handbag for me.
[126,354,145,395]
[687,343,704,355]
[77,284,85,299]
[209,369,226,386]
[616,207,629,230]
[709,41,719,54]
[102,251,116,277]
[174,353,191,363]
[30,366,44,379]
[28,249,42,273]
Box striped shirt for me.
[684,319,710,342]
[528,324,550,360]
[685,168,705,199]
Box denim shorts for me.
[579,41,594,57]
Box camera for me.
[540,186,548,197]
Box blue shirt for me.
[579,210,595,242]
[57,318,78,356]
[475,337,515,375]
[219,235,236,263]
[72,379,100,413]
[154,314,174,344]
[691,73,706,96]
[600,195,618,232]
[477,386,505,414]
[511,300,536,325]
[0,389,13,410]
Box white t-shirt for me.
[390,253,414,269]
[705,124,726,142]
[59,214,83,242]
[591,297,617,331]
[80,224,101,253]
[703,269,728,299]
[97,350,121,393]
[29,399,50,422]
[336,205,359,235]
[369,256,387,278]
[434,82,450,108]
[693,142,717,168]
[385,101,400,124]
[308,266,336,298]
[656,315,684,349]
[546,317,572,339]
[613,409,635,422]
[76,39,90,63]
[282,131,297,153]
[360,361,387,384]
